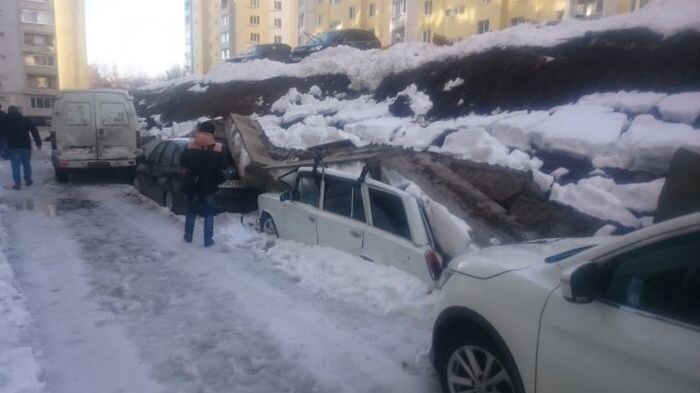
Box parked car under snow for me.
[257,167,443,284]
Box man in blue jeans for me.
[4,106,42,190]
[179,121,226,247]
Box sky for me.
[85,0,185,77]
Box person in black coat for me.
[0,105,6,159]
[4,106,42,190]
[180,121,226,247]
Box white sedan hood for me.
[449,238,606,279]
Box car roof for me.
[297,167,412,199]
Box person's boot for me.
[183,233,193,243]
[25,179,33,187]
[12,184,21,190]
[204,238,215,248]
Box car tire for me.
[55,167,69,183]
[260,213,278,237]
[436,330,524,393]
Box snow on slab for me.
[596,114,700,173]
[550,179,641,228]
[397,84,433,117]
[657,91,700,124]
[610,178,666,214]
[343,117,406,144]
[266,119,364,149]
[490,110,550,150]
[141,0,700,93]
[578,91,668,114]
[529,104,627,158]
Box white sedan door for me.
[281,173,321,245]
[537,232,700,393]
[316,176,367,255]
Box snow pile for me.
[397,84,434,117]
[550,177,664,228]
[140,0,700,93]
[143,117,210,139]
[0,212,45,393]
[595,114,700,173]
[578,91,667,114]
[657,92,700,124]
[220,222,437,317]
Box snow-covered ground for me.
[0,154,440,393]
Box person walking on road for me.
[180,121,226,247]
[0,104,9,160]
[4,106,42,190]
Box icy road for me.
[0,154,440,393]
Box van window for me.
[369,188,410,240]
[62,102,92,126]
[323,177,365,222]
[293,174,321,207]
[100,103,129,126]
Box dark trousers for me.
[10,149,32,185]
[185,193,216,242]
[0,136,8,159]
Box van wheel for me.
[55,168,69,183]
[260,213,278,237]
[437,332,523,393]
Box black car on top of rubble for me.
[289,29,382,63]
[134,138,260,215]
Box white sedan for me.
[432,212,700,393]
[257,167,442,284]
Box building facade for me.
[186,0,299,75]
[0,0,88,121]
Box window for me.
[274,1,282,10]
[27,75,56,89]
[349,6,356,18]
[250,0,259,7]
[99,103,128,126]
[511,16,525,26]
[369,188,410,240]
[221,0,228,8]
[222,15,230,26]
[25,54,55,66]
[369,3,376,16]
[274,35,282,44]
[323,178,365,222]
[250,15,260,25]
[422,30,432,43]
[424,1,432,15]
[600,232,700,328]
[221,48,230,59]
[221,32,230,43]
[24,33,54,48]
[160,143,178,167]
[250,33,260,42]
[293,174,321,207]
[30,96,54,109]
[330,20,341,29]
[21,9,53,25]
[332,0,342,4]
[274,18,282,28]
[393,0,407,17]
[477,19,490,34]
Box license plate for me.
[88,161,111,168]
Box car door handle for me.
[308,216,316,223]
[350,230,362,238]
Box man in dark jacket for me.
[180,121,226,247]
[0,105,8,159]
[5,106,42,190]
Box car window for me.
[369,188,410,240]
[323,177,365,222]
[600,231,700,328]
[148,142,166,164]
[293,174,321,207]
[160,143,177,167]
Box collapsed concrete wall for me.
[375,29,700,120]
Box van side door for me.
[93,92,137,161]
[316,176,368,255]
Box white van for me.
[51,89,139,182]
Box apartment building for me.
[0,0,88,122]
[186,0,298,75]
[296,0,392,45]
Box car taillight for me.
[425,250,442,281]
